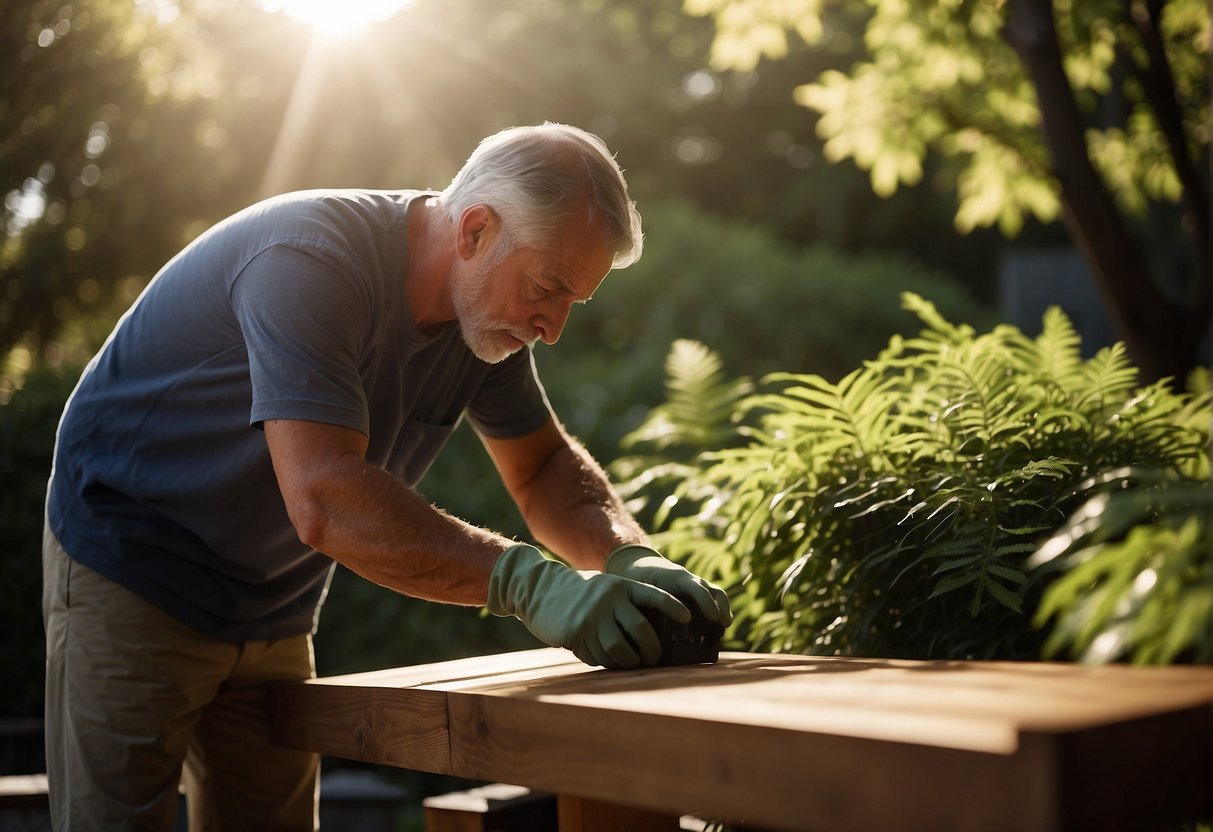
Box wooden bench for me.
[271,648,1213,831]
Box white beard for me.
[452,258,535,364]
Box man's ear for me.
[456,204,498,260]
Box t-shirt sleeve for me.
[466,347,554,438]
[230,242,373,434]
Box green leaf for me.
[987,564,1028,585]
[983,577,1024,613]
[930,552,987,575]
[929,572,979,598]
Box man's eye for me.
[533,282,552,297]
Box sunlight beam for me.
[261,0,411,37]
[258,37,330,198]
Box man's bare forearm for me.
[309,456,518,604]
[512,435,649,570]
[267,419,514,606]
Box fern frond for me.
[1033,306,1084,386]
[619,339,751,453]
[901,291,974,344]
[1075,343,1139,410]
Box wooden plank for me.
[303,649,578,691]
[272,649,1213,831]
[442,652,1213,750]
[439,650,1213,831]
[447,694,1062,832]
[269,680,451,772]
[1055,705,1213,830]
[267,650,574,771]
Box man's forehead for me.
[536,224,612,286]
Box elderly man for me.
[44,123,730,830]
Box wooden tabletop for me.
[270,648,1213,831]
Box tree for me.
[685,0,1210,383]
[1,0,306,391]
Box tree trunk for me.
[1002,0,1206,384]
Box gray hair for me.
[438,123,643,268]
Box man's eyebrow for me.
[546,270,593,302]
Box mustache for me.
[506,325,539,345]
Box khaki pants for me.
[43,524,319,831]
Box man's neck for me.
[405,197,456,333]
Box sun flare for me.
[263,0,410,36]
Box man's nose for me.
[533,298,575,345]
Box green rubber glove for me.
[604,545,733,626]
[487,544,690,669]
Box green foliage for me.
[618,295,1210,660]
[536,200,992,458]
[2,0,300,375]
[624,339,755,454]
[0,366,77,718]
[689,0,1210,237]
[1030,467,1211,665]
[610,339,754,531]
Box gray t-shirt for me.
[48,189,552,642]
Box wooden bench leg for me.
[556,794,680,832]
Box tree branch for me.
[932,97,1051,180]
[1001,0,1201,382]
[1121,0,1211,315]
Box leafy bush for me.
[1030,467,1211,665]
[615,295,1210,661]
[535,199,993,458]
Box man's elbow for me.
[285,496,333,552]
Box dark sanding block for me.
[639,594,724,666]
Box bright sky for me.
[261,0,412,36]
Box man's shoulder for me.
[180,189,431,277]
[203,189,429,242]
[250,188,433,222]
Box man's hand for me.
[487,544,689,669]
[605,545,732,626]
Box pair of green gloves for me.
[486,543,731,669]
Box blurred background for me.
[2,0,1207,826]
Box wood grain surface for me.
[270,648,1213,831]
